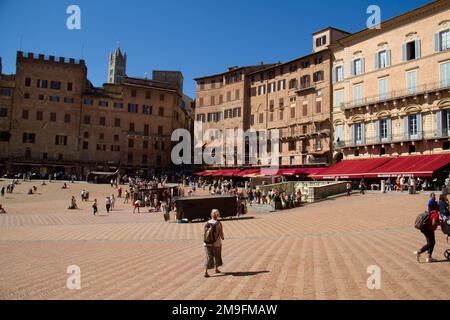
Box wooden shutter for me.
[436,110,443,137]
[415,40,421,59]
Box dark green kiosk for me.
[174,195,240,222]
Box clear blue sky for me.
[0,0,431,98]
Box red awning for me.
[276,168,323,176]
[312,157,391,180]
[367,154,450,178]
[304,168,327,176]
[194,171,215,176]
[197,167,328,178]
[249,167,327,177]
[235,168,260,177]
[209,169,240,177]
[312,154,450,180]
[209,170,223,177]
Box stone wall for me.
[257,180,347,204]
[296,181,347,203]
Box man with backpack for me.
[203,209,225,278]
[414,202,441,263]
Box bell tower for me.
[107,46,126,84]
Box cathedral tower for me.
[107,47,126,84]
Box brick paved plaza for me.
[0,180,449,300]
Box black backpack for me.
[204,222,218,244]
[414,211,430,231]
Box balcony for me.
[126,131,170,139]
[295,82,315,94]
[341,81,450,111]
[305,156,329,165]
[334,129,450,149]
[310,128,331,137]
[0,74,15,81]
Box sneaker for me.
[425,257,437,263]
[413,251,420,262]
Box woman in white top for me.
[203,209,225,278]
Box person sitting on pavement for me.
[68,196,78,210]
[0,204,6,214]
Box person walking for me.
[237,198,246,218]
[111,194,116,210]
[161,201,169,221]
[92,199,98,216]
[428,193,438,212]
[124,190,129,204]
[359,179,366,195]
[133,199,141,214]
[386,178,392,192]
[438,194,449,220]
[117,186,122,198]
[444,175,450,195]
[203,209,225,278]
[105,197,111,213]
[414,202,441,263]
[1,186,4,198]
[346,182,352,196]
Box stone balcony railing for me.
[0,74,15,81]
[334,129,450,149]
[340,81,450,111]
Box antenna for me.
[81,42,84,59]
[19,34,23,51]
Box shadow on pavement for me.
[433,259,450,263]
[188,216,256,224]
[215,271,270,277]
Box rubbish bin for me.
[411,179,416,194]
[381,180,386,193]
[408,185,413,195]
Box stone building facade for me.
[194,0,450,170]
[194,29,348,168]
[0,50,193,176]
[194,64,276,166]
[331,0,450,162]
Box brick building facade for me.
[0,50,193,177]
[194,0,450,170]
